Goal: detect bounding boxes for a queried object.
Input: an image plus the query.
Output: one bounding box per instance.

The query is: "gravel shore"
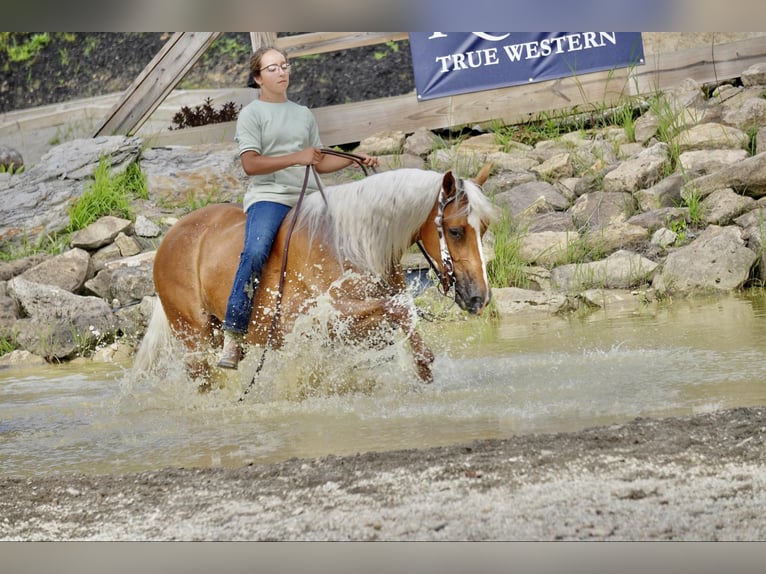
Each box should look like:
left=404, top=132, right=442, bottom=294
left=2, top=405, right=765, bottom=541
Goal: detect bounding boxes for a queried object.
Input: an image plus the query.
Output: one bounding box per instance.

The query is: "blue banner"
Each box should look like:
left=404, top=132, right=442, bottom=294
left=409, top=32, right=644, bottom=101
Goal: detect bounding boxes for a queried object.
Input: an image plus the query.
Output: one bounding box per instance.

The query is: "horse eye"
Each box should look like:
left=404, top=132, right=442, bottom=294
left=447, top=227, right=464, bottom=240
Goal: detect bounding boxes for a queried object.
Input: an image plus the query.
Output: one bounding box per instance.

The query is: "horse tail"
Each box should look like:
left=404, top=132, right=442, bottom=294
left=132, top=296, right=175, bottom=375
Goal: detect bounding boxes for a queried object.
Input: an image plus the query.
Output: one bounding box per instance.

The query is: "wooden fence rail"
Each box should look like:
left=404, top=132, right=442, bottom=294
left=129, top=33, right=766, bottom=149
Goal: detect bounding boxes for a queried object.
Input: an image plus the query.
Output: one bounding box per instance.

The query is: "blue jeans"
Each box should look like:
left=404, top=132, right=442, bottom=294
left=223, top=201, right=292, bottom=334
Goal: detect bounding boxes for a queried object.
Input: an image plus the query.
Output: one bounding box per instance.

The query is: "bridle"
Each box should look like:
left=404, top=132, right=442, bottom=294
left=416, top=177, right=465, bottom=295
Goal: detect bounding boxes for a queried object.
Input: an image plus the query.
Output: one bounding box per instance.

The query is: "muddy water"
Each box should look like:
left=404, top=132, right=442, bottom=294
left=2, top=293, right=766, bottom=478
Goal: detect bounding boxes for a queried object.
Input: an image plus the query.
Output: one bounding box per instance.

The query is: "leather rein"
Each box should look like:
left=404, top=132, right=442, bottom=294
left=241, top=148, right=374, bottom=399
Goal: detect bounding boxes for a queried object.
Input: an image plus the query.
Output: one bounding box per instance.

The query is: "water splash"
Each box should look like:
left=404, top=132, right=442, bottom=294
left=243, top=290, right=420, bottom=402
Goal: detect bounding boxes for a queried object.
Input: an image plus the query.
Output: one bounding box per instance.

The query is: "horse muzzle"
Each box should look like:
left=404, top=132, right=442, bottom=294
left=455, top=281, right=491, bottom=315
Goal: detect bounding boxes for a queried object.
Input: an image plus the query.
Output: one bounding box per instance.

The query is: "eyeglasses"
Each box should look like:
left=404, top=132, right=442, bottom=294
left=259, top=63, right=291, bottom=73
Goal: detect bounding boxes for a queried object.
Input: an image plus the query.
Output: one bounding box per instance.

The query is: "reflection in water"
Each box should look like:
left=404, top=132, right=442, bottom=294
left=2, top=293, right=766, bottom=478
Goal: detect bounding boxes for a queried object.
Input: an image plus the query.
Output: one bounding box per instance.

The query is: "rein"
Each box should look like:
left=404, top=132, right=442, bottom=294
left=240, top=149, right=374, bottom=400
left=416, top=177, right=464, bottom=295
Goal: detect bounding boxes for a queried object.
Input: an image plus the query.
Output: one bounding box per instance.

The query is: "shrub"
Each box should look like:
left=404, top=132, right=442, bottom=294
left=170, top=98, right=241, bottom=130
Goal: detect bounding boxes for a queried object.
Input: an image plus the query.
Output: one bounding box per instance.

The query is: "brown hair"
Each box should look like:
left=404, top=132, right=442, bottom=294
left=248, top=46, right=288, bottom=87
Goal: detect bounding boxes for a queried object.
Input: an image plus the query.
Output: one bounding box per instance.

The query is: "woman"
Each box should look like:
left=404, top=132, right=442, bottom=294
left=218, top=46, right=379, bottom=369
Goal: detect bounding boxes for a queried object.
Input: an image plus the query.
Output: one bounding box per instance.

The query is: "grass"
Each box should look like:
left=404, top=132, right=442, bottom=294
left=0, top=229, right=69, bottom=262
left=647, top=92, right=685, bottom=172
left=0, top=163, right=25, bottom=174
left=489, top=94, right=643, bottom=151
left=67, top=158, right=147, bottom=232
left=0, top=337, right=18, bottom=356
left=682, top=187, right=706, bottom=226
left=2, top=158, right=148, bottom=261
left=1, top=33, right=51, bottom=66
left=486, top=208, right=528, bottom=289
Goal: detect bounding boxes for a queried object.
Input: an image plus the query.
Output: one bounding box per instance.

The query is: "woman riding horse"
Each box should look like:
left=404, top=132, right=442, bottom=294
left=136, top=165, right=497, bottom=386
left=220, top=45, right=378, bottom=369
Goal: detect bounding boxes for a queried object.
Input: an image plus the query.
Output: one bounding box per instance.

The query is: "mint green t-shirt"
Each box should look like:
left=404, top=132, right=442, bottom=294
left=235, top=98, right=323, bottom=211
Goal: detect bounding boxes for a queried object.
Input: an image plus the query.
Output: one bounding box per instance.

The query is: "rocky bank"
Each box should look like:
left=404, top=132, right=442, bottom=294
left=3, top=62, right=766, bottom=366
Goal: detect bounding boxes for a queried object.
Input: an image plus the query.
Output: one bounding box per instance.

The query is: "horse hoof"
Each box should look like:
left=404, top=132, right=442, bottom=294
left=416, top=363, right=434, bottom=384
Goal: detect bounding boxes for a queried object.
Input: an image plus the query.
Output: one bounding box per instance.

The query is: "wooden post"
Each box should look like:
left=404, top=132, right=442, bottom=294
left=94, top=32, right=221, bottom=136
left=250, top=32, right=277, bottom=52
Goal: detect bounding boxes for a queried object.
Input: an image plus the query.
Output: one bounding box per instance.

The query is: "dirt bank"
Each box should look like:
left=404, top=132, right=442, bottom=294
left=0, top=32, right=414, bottom=113
left=2, top=405, right=765, bottom=540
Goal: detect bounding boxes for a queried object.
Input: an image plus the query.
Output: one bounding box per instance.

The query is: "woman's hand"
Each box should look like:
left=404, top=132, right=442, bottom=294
left=295, top=147, right=324, bottom=166
left=354, top=152, right=380, bottom=168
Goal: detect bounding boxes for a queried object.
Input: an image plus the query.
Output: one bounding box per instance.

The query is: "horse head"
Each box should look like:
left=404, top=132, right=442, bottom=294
left=418, top=164, right=495, bottom=315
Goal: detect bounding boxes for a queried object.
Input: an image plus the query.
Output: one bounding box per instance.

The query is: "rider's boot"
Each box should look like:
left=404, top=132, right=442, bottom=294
left=217, top=330, right=244, bottom=369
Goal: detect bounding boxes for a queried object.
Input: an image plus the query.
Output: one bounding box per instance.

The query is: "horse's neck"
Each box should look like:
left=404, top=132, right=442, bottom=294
left=318, top=170, right=441, bottom=276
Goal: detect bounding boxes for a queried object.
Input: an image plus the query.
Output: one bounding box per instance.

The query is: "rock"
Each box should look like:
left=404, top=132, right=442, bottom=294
left=588, top=221, right=650, bottom=255
left=722, top=98, right=766, bottom=131
left=701, top=188, right=756, bottom=225
left=0, top=136, right=142, bottom=246
left=677, top=123, right=749, bottom=151
left=678, top=149, right=749, bottom=176
left=653, top=226, right=757, bottom=295
left=652, top=227, right=678, bottom=248
left=90, top=243, right=123, bottom=273
left=665, top=78, right=706, bottom=115
left=19, top=248, right=91, bottom=293
left=83, top=269, right=113, bottom=300
left=357, top=131, right=407, bottom=155
left=491, top=287, right=571, bottom=315
left=0, top=349, right=47, bottom=368
left=682, top=151, right=766, bottom=199
left=551, top=250, right=658, bottom=292
left=602, top=143, right=670, bottom=193
left=527, top=212, right=575, bottom=233
left=70, top=216, right=133, bottom=250
left=454, top=133, right=502, bottom=155
left=403, top=127, right=444, bottom=157
left=113, top=232, right=142, bottom=257
left=633, top=112, right=660, bottom=143
left=33, top=135, right=142, bottom=180
left=0, top=281, right=20, bottom=337
left=485, top=151, right=539, bottom=172
left=494, top=181, right=570, bottom=219
left=0, top=254, right=50, bottom=281
left=635, top=174, right=685, bottom=211
left=0, top=145, right=24, bottom=170
left=140, top=143, right=245, bottom=207
left=741, top=62, right=766, bottom=87
left=571, top=191, right=635, bottom=229
left=627, top=207, right=688, bottom=232
left=518, top=231, right=580, bottom=266
left=110, top=264, right=155, bottom=306
left=376, top=153, right=425, bottom=171
left=531, top=152, right=573, bottom=180
left=6, top=276, right=117, bottom=359
left=133, top=215, right=161, bottom=237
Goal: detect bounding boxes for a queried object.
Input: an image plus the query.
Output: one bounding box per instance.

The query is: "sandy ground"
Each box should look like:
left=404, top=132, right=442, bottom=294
left=1, top=405, right=765, bottom=541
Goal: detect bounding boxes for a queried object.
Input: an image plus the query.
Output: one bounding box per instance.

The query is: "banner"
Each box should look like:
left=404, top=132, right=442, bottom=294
left=409, top=32, right=644, bottom=101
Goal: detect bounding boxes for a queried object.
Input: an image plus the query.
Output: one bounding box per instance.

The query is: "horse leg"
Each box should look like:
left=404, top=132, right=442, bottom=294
left=164, top=308, right=217, bottom=383
left=329, top=294, right=435, bottom=383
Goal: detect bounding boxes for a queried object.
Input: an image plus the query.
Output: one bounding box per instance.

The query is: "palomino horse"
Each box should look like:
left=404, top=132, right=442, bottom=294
left=134, top=165, right=497, bottom=386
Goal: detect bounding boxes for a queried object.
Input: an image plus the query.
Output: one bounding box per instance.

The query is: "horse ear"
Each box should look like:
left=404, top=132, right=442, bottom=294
left=442, top=170, right=457, bottom=198
left=474, top=162, right=492, bottom=186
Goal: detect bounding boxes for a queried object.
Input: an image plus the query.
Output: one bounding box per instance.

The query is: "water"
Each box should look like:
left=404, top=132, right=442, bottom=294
left=2, top=292, right=766, bottom=478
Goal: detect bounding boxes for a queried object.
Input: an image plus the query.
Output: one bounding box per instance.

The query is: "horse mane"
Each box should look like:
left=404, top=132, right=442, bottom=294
left=296, top=168, right=497, bottom=276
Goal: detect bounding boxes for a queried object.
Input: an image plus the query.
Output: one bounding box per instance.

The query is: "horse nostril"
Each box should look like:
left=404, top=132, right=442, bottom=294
left=470, top=296, right=485, bottom=312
